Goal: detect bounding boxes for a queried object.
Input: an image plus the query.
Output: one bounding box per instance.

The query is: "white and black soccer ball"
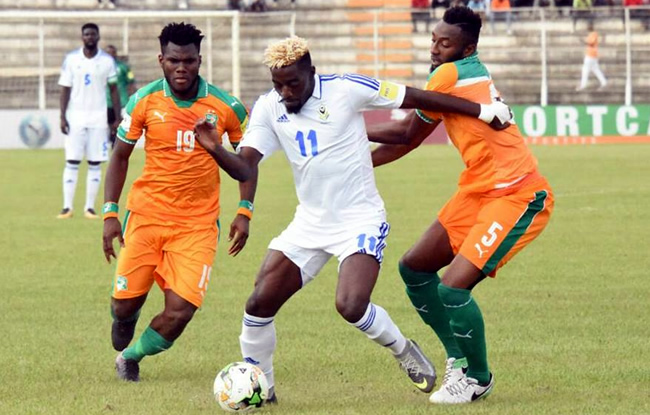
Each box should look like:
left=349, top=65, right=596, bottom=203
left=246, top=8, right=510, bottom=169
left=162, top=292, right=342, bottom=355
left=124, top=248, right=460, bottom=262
left=213, top=362, right=269, bottom=413
left=19, top=115, right=51, bottom=149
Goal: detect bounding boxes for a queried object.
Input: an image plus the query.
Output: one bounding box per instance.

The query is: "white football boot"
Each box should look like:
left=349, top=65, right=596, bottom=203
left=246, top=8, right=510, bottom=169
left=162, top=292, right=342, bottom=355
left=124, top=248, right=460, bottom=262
left=429, top=372, right=494, bottom=404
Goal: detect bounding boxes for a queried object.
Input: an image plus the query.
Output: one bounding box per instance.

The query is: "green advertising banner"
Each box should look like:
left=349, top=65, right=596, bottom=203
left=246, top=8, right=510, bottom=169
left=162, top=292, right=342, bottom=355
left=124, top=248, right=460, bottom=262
left=511, top=105, right=650, bottom=144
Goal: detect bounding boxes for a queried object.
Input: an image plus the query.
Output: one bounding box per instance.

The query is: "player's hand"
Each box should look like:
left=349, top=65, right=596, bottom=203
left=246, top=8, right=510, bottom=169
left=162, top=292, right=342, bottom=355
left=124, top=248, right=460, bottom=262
left=194, top=117, right=220, bottom=154
left=103, top=217, right=124, bottom=263
left=60, top=117, right=69, bottom=135
left=479, top=101, right=513, bottom=131
left=228, top=214, right=250, bottom=256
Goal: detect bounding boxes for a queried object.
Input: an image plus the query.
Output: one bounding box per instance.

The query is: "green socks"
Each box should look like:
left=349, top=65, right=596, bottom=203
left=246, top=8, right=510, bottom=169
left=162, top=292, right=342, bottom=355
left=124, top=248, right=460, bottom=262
left=399, top=263, right=464, bottom=359
left=122, top=326, right=173, bottom=363
left=438, top=284, right=490, bottom=385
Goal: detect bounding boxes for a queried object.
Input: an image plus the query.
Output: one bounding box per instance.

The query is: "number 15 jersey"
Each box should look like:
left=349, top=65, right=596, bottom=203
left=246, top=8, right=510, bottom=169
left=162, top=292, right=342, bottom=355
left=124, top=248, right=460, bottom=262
left=240, top=74, right=406, bottom=230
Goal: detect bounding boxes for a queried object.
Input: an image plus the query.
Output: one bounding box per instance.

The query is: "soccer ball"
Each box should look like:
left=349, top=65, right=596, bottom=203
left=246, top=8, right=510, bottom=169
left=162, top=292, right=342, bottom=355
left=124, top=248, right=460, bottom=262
left=213, top=362, right=269, bottom=412
left=19, top=115, right=51, bottom=149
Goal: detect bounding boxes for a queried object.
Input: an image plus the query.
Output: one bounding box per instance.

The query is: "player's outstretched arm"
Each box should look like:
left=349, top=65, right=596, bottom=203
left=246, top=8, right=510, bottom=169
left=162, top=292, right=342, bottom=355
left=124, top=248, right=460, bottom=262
left=369, top=111, right=440, bottom=167
left=401, top=87, right=511, bottom=130
left=228, top=147, right=263, bottom=257
left=103, top=139, right=135, bottom=263
left=194, top=118, right=252, bottom=182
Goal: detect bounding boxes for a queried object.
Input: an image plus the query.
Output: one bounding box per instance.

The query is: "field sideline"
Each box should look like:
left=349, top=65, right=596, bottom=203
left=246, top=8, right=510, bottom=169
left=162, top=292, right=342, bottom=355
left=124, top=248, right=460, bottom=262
left=1, top=145, right=648, bottom=415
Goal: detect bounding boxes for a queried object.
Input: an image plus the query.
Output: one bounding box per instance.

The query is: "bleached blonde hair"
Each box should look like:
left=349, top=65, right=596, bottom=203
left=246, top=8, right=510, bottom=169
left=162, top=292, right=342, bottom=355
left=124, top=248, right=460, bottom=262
left=263, top=36, right=310, bottom=69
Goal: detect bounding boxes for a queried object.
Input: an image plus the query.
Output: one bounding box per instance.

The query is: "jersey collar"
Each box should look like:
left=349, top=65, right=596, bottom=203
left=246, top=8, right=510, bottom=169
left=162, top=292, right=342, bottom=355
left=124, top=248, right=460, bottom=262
left=312, top=74, right=323, bottom=100
left=162, top=76, right=208, bottom=107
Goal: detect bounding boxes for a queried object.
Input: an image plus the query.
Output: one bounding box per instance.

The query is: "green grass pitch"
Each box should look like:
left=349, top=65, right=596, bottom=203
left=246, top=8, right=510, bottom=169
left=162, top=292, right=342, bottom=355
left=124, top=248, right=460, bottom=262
left=0, top=145, right=648, bottom=415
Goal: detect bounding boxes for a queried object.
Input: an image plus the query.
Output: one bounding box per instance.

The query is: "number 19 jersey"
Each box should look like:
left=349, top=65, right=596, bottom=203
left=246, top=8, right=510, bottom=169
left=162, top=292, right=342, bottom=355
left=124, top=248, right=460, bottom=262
left=117, top=77, right=248, bottom=223
left=240, top=74, right=405, bottom=230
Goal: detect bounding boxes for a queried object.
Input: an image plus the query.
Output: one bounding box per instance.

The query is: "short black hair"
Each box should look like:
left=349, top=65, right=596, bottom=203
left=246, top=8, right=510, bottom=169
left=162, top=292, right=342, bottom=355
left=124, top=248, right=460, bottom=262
left=158, top=22, right=204, bottom=54
left=443, top=6, right=482, bottom=45
left=81, top=23, right=99, bottom=34
left=295, top=52, right=312, bottom=72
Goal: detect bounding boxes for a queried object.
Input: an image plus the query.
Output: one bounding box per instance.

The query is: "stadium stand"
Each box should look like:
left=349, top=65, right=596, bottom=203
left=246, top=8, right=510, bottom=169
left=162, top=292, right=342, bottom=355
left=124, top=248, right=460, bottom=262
left=0, top=0, right=648, bottom=108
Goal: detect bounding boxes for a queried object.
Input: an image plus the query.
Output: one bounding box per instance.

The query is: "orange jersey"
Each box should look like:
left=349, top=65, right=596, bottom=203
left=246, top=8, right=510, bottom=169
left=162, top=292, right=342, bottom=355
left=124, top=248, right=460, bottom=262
left=416, top=53, right=538, bottom=193
left=117, top=77, right=248, bottom=223
left=585, top=31, right=599, bottom=58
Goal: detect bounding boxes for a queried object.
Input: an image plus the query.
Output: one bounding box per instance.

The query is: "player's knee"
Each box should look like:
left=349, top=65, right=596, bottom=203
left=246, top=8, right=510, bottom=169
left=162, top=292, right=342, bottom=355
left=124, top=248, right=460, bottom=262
left=87, top=160, right=102, bottom=166
left=244, top=290, right=279, bottom=318
left=66, top=159, right=81, bottom=165
left=335, top=295, right=369, bottom=323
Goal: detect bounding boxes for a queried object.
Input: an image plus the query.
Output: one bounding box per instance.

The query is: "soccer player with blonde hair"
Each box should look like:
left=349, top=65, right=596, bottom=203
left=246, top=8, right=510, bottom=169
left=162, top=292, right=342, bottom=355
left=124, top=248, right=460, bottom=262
left=193, top=35, right=512, bottom=402
left=369, top=6, right=555, bottom=404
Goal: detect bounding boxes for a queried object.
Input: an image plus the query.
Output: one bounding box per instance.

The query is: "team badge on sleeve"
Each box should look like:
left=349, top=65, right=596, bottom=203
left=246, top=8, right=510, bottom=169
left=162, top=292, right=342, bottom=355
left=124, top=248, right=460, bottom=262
left=379, top=81, right=399, bottom=100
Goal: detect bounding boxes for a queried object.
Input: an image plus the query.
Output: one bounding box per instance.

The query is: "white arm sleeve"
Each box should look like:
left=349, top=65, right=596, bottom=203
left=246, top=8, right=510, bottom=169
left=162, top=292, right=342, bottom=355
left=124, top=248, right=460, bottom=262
left=58, top=54, right=72, bottom=87
left=238, top=97, right=281, bottom=161
left=342, top=74, right=406, bottom=112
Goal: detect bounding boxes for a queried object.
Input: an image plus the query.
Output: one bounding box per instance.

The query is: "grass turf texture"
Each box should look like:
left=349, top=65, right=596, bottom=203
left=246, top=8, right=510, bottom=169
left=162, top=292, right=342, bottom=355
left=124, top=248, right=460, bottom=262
left=0, top=145, right=648, bottom=415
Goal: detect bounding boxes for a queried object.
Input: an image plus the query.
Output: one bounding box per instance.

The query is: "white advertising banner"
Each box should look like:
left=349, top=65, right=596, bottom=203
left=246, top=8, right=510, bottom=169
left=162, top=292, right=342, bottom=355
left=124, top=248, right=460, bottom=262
left=0, top=109, right=66, bottom=149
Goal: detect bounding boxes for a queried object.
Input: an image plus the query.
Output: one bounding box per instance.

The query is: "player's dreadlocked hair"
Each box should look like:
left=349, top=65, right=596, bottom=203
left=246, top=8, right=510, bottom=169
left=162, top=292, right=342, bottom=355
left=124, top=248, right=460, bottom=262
left=158, top=22, right=204, bottom=53
left=263, top=36, right=312, bottom=70
left=443, top=6, right=482, bottom=45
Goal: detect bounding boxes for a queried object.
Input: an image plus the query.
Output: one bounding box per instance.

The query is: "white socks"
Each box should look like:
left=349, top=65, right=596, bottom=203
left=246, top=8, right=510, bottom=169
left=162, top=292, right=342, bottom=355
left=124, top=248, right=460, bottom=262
left=62, top=162, right=79, bottom=210
left=239, top=313, right=276, bottom=389
left=85, top=164, right=102, bottom=211
left=351, top=303, right=407, bottom=355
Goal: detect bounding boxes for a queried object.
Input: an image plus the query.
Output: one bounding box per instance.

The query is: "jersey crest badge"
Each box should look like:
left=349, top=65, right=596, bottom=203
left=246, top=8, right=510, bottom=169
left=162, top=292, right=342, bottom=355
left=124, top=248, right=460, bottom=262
left=205, top=112, right=218, bottom=127
left=318, top=105, right=330, bottom=121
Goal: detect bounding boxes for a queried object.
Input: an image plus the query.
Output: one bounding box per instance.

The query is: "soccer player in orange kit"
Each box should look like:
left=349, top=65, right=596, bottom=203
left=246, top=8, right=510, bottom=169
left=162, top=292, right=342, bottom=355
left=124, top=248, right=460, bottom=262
left=101, top=22, right=249, bottom=382
left=368, top=6, right=554, bottom=404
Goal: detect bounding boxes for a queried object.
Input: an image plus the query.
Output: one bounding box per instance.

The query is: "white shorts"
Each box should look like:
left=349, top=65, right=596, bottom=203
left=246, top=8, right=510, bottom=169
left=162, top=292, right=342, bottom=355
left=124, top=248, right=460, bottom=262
left=268, top=219, right=390, bottom=286
left=65, top=125, right=109, bottom=162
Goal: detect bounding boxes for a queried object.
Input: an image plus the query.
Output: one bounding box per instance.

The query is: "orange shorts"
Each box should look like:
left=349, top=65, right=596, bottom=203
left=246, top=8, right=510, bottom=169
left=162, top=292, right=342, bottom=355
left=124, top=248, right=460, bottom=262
left=112, top=211, right=219, bottom=307
left=438, top=176, right=554, bottom=277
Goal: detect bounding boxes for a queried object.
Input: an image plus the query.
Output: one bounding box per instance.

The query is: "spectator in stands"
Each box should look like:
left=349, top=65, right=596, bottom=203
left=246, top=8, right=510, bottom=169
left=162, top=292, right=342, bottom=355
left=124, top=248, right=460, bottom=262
left=105, top=45, right=136, bottom=149
left=624, top=0, right=650, bottom=31
left=576, top=22, right=607, bottom=91
left=572, top=0, right=594, bottom=32
left=412, top=0, right=432, bottom=33
left=229, top=0, right=246, bottom=10
left=489, top=0, right=512, bottom=35
left=250, top=0, right=269, bottom=12
left=98, top=0, right=116, bottom=9
left=432, top=0, right=451, bottom=18
left=468, top=0, right=487, bottom=15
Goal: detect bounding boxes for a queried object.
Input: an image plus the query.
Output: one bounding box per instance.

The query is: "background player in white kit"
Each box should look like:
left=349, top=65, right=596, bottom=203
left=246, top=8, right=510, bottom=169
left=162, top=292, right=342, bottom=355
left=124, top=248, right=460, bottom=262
left=193, top=36, right=511, bottom=402
left=58, top=23, right=121, bottom=219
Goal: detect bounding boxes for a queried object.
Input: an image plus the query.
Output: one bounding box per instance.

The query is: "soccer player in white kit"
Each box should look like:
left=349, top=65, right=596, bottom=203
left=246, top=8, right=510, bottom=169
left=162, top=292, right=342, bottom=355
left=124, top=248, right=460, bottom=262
left=58, top=23, right=121, bottom=219
left=192, top=36, right=511, bottom=403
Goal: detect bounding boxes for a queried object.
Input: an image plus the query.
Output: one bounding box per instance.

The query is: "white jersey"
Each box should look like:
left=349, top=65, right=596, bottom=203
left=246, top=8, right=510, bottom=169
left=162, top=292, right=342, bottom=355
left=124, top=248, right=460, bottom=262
left=240, top=73, right=406, bottom=231
left=58, top=47, right=117, bottom=128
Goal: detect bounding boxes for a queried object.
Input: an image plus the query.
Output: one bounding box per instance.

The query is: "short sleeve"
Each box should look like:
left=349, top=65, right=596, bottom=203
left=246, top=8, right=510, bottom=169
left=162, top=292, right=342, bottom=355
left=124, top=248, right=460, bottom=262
left=58, top=55, right=72, bottom=88
left=238, top=97, right=281, bottom=160
left=416, top=63, right=458, bottom=123
left=342, top=74, right=406, bottom=112
left=107, top=59, right=118, bottom=85
left=116, top=92, right=145, bottom=144
left=225, top=97, right=248, bottom=150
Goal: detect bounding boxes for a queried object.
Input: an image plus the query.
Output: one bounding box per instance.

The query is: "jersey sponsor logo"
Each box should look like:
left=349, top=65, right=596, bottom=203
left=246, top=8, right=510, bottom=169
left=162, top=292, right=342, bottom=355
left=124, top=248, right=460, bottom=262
left=276, top=114, right=290, bottom=123
left=153, top=110, right=167, bottom=123
left=379, top=81, right=399, bottom=100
